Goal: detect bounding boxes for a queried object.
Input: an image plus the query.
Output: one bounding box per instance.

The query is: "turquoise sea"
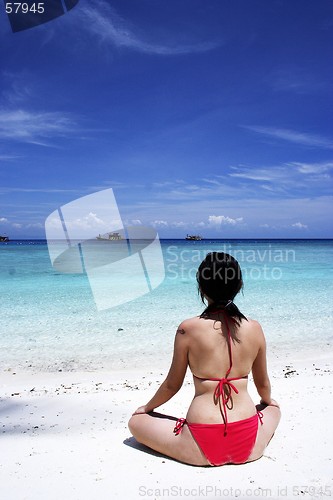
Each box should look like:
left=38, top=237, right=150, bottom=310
left=0, top=239, right=332, bottom=372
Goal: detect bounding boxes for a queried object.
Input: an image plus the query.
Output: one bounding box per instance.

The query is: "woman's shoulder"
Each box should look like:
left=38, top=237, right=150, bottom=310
left=240, top=317, right=266, bottom=341
left=176, top=316, right=202, bottom=335
left=242, top=317, right=263, bottom=330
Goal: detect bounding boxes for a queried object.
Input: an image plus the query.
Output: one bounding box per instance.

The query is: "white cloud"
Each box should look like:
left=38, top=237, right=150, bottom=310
left=229, top=171, right=272, bottom=181
left=0, top=154, right=21, bottom=161
left=1, top=71, right=33, bottom=105
left=44, top=216, right=62, bottom=230
left=0, top=187, right=79, bottom=194
left=292, top=222, right=308, bottom=229
left=244, top=125, right=333, bottom=149
left=12, top=223, right=23, bottom=228
left=25, top=223, right=43, bottom=229
left=270, top=68, right=327, bottom=95
left=0, top=217, right=8, bottom=223
left=152, top=220, right=168, bottom=227
left=208, top=215, right=243, bottom=226
left=68, top=212, right=109, bottom=229
left=170, top=221, right=186, bottom=228
left=201, top=178, right=221, bottom=186
left=228, top=165, right=288, bottom=189
left=228, top=161, right=333, bottom=194
left=46, top=211, right=121, bottom=234
left=260, top=184, right=276, bottom=192
left=157, top=181, right=240, bottom=202
left=78, top=1, right=220, bottom=56
left=0, top=109, right=76, bottom=145
left=289, top=161, right=333, bottom=174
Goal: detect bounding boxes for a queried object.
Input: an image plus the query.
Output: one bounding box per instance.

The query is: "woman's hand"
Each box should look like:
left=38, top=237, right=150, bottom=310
left=260, top=398, right=280, bottom=408
left=132, top=405, right=149, bottom=416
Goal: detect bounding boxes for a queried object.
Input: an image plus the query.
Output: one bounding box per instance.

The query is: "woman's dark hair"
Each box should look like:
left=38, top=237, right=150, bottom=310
left=197, top=252, right=247, bottom=336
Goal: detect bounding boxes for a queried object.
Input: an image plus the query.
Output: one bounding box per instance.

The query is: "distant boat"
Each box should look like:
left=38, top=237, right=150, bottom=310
left=0, top=235, right=9, bottom=242
left=96, top=232, right=123, bottom=241
left=185, top=234, right=202, bottom=241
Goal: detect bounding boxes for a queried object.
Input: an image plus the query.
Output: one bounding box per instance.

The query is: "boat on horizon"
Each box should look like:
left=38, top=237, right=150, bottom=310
left=96, top=232, right=123, bottom=241
left=0, top=235, right=9, bottom=242
left=185, top=234, right=202, bottom=241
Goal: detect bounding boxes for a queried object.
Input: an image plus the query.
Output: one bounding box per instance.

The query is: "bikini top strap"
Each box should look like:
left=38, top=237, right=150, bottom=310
left=222, top=311, right=233, bottom=377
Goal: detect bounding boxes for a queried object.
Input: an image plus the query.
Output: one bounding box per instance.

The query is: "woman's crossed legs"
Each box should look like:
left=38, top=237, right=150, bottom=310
left=128, top=403, right=281, bottom=466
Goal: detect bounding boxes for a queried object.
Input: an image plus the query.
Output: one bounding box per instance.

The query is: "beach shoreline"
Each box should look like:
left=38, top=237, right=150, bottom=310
left=1, top=337, right=332, bottom=375
left=1, top=350, right=332, bottom=500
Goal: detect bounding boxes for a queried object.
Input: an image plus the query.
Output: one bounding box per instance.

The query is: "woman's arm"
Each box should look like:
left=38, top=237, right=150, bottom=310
left=133, top=324, right=189, bottom=414
left=251, top=322, right=272, bottom=405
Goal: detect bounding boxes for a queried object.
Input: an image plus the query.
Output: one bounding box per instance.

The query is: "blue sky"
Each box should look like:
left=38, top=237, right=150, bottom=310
left=0, top=0, right=332, bottom=239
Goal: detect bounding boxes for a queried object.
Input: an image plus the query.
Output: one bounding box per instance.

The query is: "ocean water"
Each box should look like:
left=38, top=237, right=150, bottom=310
left=0, top=239, right=332, bottom=372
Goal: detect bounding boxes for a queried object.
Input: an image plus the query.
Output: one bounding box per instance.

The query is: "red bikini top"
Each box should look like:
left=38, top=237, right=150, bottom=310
left=193, top=310, right=248, bottom=435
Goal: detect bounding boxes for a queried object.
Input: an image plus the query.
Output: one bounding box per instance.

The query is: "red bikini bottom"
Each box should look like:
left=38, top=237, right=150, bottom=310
left=174, top=412, right=263, bottom=466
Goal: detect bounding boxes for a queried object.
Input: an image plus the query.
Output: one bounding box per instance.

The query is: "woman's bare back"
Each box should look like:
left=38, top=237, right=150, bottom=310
left=184, top=316, right=264, bottom=424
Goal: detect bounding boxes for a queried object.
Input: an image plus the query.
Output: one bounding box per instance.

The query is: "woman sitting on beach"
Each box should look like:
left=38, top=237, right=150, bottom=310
left=128, top=252, right=281, bottom=466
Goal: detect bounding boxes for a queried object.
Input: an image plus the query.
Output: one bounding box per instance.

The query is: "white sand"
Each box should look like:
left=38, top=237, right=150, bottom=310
left=1, top=353, right=332, bottom=500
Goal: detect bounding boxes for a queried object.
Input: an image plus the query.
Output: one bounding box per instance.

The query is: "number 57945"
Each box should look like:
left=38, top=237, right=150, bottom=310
left=5, top=3, right=45, bottom=14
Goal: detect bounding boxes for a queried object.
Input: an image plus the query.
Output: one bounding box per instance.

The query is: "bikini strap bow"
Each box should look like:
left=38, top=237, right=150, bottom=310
left=213, top=377, right=239, bottom=436
left=173, top=418, right=186, bottom=436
